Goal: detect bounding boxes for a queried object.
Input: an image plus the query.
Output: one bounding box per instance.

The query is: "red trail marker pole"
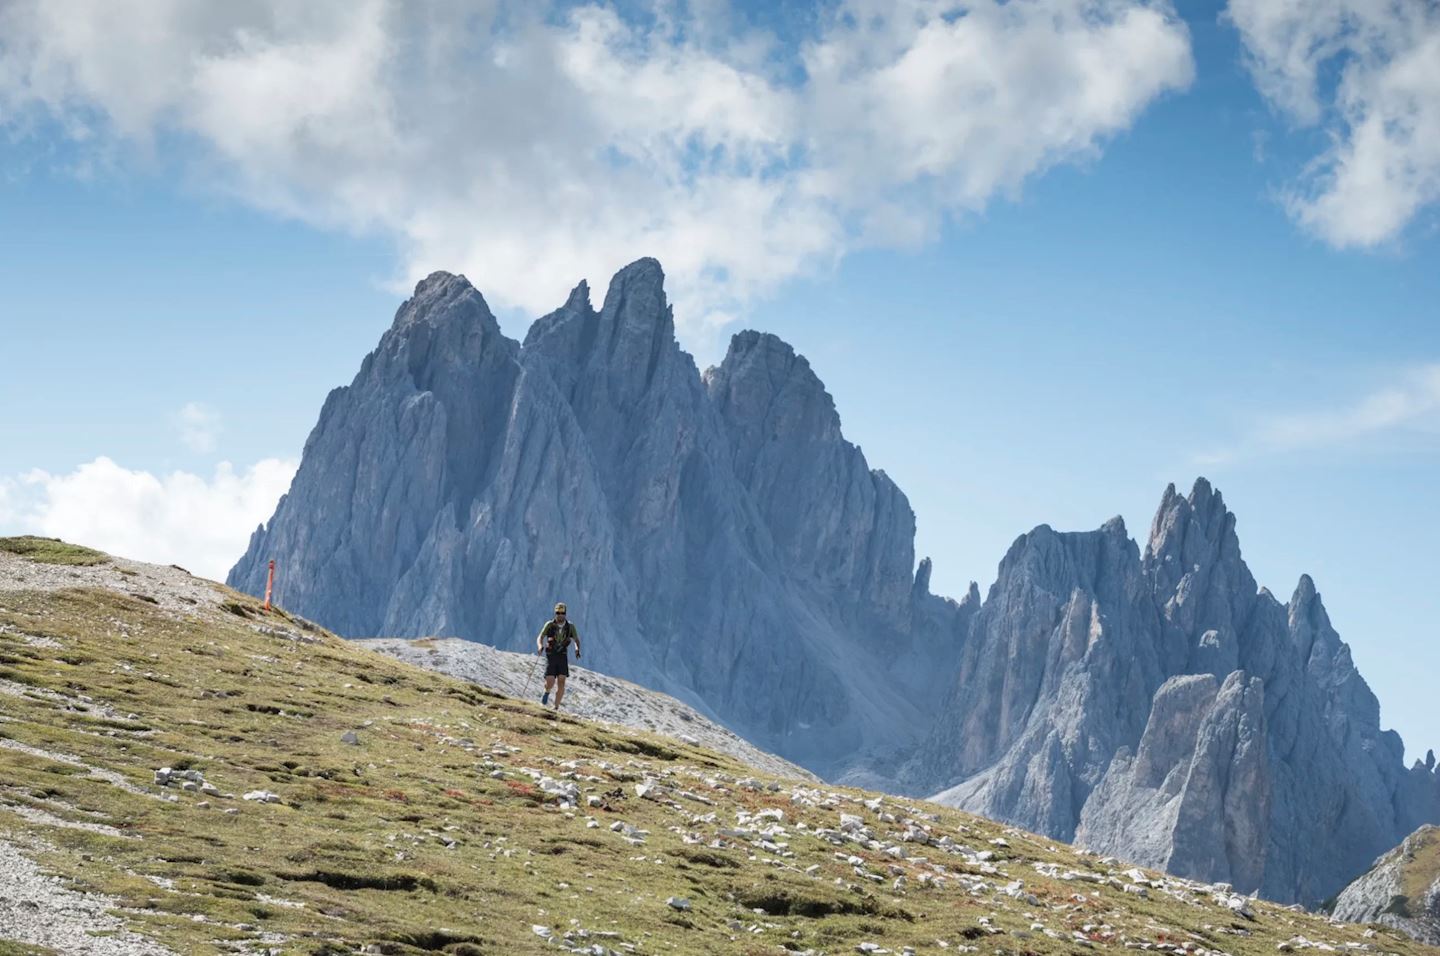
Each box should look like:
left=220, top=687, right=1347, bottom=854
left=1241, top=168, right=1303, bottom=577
left=264, top=559, right=275, bottom=612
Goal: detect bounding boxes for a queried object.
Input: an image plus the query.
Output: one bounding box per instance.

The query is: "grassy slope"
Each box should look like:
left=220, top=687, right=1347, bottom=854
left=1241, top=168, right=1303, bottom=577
left=0, top=555, right=1436, bottom=955
left=1397, top=829, right=1440, bottom=918
left=0, top=536, right=108, bottom=566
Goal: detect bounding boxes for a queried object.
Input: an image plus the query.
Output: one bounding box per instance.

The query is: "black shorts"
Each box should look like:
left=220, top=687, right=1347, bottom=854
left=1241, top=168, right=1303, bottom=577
left=545, top=653, right=570, bottom=678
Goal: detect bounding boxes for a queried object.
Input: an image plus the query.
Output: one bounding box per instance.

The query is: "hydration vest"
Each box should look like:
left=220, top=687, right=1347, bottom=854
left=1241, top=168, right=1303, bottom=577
left=542, top=620, right=575, bottom=654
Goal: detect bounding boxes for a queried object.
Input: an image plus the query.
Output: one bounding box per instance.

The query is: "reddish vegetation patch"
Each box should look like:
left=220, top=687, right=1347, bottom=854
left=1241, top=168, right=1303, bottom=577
left=314, top=782, right=375, bottom=800
left=505, top=781, right=538, bottom=797
left=383, top=788, right=409, bottom=802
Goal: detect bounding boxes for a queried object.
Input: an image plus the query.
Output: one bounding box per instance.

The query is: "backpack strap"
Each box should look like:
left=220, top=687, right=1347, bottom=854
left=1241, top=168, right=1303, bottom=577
left=543, top=620, right=572, bottom=652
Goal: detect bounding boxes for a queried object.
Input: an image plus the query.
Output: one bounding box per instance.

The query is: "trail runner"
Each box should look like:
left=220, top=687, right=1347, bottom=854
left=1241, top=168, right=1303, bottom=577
left=536, top=602, right=580, bottom=710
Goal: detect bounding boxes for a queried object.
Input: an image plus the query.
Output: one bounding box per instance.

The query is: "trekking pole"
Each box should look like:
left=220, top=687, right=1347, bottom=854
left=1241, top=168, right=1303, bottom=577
left=522, top=649, right=544, bottom=702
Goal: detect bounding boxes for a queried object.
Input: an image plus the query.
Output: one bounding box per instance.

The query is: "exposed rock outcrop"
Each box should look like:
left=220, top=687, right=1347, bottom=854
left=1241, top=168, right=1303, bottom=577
left=1330, top=825, right=1440, bottom=945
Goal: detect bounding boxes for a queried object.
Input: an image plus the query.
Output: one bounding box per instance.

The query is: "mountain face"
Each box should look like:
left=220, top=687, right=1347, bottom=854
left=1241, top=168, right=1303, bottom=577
left=232, top=259, right=1439, bottom=904
left=230, top=260, right=974, bottom=781
left=911, top=480, right=1440, bottom=905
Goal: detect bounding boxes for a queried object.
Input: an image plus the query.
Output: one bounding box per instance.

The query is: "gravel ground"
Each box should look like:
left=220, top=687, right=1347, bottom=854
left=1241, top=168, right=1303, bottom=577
left=0, top=548, right=222, bottom=615
left=362, top=636, right=817, bottom=781
left=0, top=832, right=180, bottom=956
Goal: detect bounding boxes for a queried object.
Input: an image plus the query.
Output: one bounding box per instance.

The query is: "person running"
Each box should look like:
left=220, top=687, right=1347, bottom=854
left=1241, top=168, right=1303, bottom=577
left=536, top=602, right=580, bottom=710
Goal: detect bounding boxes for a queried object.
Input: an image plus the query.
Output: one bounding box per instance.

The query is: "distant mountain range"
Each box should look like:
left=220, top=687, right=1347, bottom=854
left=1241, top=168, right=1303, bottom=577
left=230, top=258, right=1439, bottom=904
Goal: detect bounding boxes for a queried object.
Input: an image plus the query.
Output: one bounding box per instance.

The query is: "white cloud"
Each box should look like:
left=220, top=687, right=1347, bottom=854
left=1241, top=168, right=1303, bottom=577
left=175, top=402, right=223, bottom=454
left=0, top=457, right=298, bottom=581
left=1257, top=364, right=1440, bottom=449
left=1228, top=0, right=1440, bottom=247
left=0, top=0, right=1193, bottom=342
left=1196, top=363, right=1440, bottom=464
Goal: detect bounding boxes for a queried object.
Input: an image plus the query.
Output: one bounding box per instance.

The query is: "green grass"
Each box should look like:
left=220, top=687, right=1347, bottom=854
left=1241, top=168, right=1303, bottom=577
left=0, top=580, right=1436, bottom=955
left=0, top=938, right=60, bottom=956
left=1395, top=827, right=1440, bottom=919
left=0, top=943, right=60, bottom=956
left=0, top=536, right=108, bottom=566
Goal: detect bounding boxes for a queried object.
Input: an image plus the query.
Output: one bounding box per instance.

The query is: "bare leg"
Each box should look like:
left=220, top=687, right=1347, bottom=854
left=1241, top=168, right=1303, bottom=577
left=543, top=675, right=555, bottom=701
left=553, top=676, right=567, bottom=709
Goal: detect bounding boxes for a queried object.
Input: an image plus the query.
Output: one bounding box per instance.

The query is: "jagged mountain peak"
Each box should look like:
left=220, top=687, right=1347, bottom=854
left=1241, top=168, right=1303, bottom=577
left=391, top=270, right=496, bottom=332
left=1145, top=476, right=1239, bottom=563
left=412, top=268, right=466, bottom=295
left=599, top=256, right=672, bottom=333
left=708, top=329, right=842, bottom=443
left=912, top=556, right=972, bottom=605
left=721, top=328, right=813, bottom=374
left=1287, top=571, right=1340, bottom=653
left=1293, top=571, right=1319, bottom=604
left=564, top=277, right=592, bottom=310
left=522, top=258, right=670, bottom=362
left=610, top=254, right=664, bottom=285
left=993, top=515, right=1139, bottom=588
left=1190, top=474, right=1221, bottom=507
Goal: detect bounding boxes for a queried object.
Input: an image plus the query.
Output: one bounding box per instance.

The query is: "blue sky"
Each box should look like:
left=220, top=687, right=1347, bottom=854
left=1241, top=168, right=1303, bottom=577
left=1, top=0, right=1437, bottom=759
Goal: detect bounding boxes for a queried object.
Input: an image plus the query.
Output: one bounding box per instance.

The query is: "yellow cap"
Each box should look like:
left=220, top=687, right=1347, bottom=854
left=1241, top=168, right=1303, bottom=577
left=554, top=602, right=567, bottom=614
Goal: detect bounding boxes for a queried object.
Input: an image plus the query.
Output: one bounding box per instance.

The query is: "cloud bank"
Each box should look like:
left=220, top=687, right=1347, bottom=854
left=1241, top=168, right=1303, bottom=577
left=1229, top=0, right=1440, bottom=247
left=0, top=0, right=1194, bottom=335
left=1, top=458, right=298, bottom=581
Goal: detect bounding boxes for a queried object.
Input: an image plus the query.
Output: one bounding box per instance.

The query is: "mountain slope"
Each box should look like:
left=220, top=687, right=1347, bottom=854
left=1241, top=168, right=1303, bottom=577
left=1330, top=826, right=1440, bottom=946
left=5, top=539, right=1438, bottom=956
left=358, top=636, right=814, bottom=780
left=229, top=260, right=974, bottom=782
